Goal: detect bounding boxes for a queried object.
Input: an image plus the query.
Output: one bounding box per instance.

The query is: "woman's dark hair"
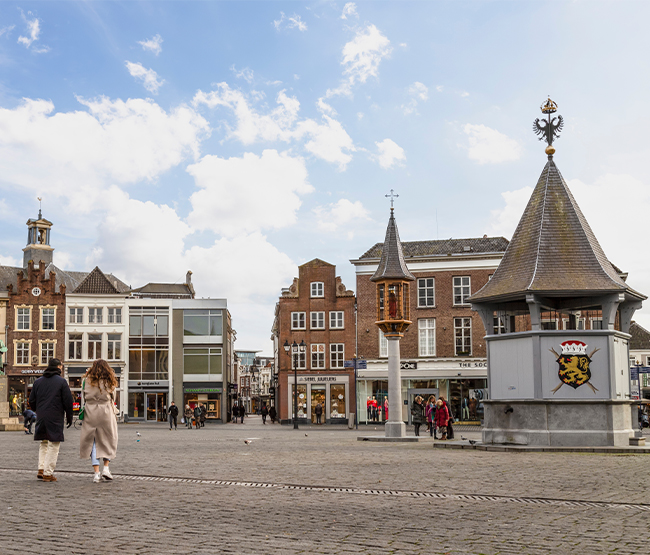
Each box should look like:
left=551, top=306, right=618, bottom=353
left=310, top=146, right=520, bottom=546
left=86, top=359, right=118, bottom=391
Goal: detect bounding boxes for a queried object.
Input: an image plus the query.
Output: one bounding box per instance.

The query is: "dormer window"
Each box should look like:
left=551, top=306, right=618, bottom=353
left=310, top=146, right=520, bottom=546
left=311, top=282, right=324, bottom=298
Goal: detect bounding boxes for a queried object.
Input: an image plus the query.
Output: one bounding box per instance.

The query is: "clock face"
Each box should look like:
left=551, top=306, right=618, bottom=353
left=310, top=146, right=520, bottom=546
left=31, top=287, right=41, bottom=297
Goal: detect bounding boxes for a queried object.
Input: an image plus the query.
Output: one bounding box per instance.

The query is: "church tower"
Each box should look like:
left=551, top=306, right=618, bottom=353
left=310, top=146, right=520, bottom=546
left=22, top=207, right=54, bottom=269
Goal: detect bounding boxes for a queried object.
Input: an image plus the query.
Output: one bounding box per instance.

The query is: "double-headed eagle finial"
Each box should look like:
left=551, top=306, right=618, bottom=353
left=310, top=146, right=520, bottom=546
left=533, top=97, right=563, bottom=156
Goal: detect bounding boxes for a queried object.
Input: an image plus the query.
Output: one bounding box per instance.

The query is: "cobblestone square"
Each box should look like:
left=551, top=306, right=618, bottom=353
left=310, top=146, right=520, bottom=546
left=1, top=418, right=649, bottom=554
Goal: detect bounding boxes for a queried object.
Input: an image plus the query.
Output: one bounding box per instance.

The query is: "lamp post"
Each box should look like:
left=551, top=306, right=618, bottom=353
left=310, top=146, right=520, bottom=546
left=284, top=339, right=306, bottom=429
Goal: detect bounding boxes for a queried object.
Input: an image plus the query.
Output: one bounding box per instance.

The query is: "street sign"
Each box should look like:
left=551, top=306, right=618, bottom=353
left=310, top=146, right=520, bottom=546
left=344, top=361, right=353, bottom=368
left=344, top=360, right=367, bottom=369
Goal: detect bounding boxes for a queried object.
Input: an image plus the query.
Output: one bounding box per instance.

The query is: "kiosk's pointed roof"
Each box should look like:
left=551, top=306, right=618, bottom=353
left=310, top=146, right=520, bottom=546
left=471, top=157, right=640, bottom=303
left=370, top=209, right=415, bottom=282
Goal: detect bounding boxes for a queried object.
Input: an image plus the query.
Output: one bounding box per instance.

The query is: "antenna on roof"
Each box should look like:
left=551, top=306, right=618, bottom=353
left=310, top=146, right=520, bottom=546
left=37, top=197, right=42, bottom=219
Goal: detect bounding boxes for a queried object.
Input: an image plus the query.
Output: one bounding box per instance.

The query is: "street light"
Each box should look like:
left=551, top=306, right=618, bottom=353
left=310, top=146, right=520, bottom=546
left=284, top=339, right=306, bottom=430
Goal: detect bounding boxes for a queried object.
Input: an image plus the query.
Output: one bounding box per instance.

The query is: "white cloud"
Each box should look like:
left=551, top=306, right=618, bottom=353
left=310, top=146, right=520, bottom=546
left=357, top=112, right=364, bottom=120
left=298, top=116, right=355, bottom=170
left=436, top=85, right=444, bottom=92
left=316, top=97, right=336, bottom=115
left=0, top=254, right=18, bottom=266
left=125, top=61, right=165, bottom=94
left=488, top=186, right=534, bottom=237
left=187, top=149, right=313, bottom=236
left=402, top=81, right=429, bottom=115
left=326, top=24, right=392, bottom=98
left=313, top=198, right=371, bottom=239
left=138, top=34, right=163, bottom=56
left=0, top=25, right=15, bottom=38
left=341, top=3, right=358, bottom=20
left=460, top=91, right=470, bottom=98
left=231, top=65, right=254, bottom=83
left=461, top=124, right=522, bottom=164
left=17, top=11, right=49, bottom=53
left=374, top=138, right=405, bottom=169
left=273, top=12, right=307, bottom=32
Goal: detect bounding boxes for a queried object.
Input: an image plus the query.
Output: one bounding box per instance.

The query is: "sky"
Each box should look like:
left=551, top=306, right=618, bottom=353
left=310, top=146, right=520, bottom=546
left=1, top=1, right=650, bottom=355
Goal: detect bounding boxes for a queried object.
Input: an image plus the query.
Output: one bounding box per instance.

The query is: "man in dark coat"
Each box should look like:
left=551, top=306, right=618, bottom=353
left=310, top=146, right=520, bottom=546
left=199, top=403, right=206, bottom=427
left=168, top=401, right=179, bottom=430
left=261, top=404, right=269, bottom=425
left=22, top=408, right=36, bottom=435
left=29, top=359, right=73, bottom=482
left=239, top=404, right=245, bottom=423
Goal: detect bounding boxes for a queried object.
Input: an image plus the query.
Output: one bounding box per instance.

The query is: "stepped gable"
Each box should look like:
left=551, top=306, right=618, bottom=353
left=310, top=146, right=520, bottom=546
left=360, top=236, right=509, bottom=259
left=73, top=266, right=121, bottom=294
left=370, top=209, right=415, bottom=283
left=471, top=158, right=640, bottom=303
left=0, top=263, right=129, bottom=293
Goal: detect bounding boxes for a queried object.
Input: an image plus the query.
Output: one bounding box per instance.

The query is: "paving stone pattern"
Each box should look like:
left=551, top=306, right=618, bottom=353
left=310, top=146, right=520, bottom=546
left=1, top=417, right=649, bottom=554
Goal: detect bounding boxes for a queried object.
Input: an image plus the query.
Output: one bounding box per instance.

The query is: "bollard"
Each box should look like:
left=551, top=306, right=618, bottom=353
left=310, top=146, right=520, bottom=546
left=348, top=413, right=355, bottom=429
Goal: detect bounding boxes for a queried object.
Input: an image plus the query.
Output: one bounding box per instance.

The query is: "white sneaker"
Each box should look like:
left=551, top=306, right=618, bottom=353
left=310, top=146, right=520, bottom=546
left=93, top=472, right=101, bottom=483
left=101, top=467, right=113, bottom=481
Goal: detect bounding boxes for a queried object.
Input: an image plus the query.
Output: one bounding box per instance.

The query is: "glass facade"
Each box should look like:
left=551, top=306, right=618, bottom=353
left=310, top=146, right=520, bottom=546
left=183, top=310, right=222, bottom=336
left=129, top=307, right=169, bottom=381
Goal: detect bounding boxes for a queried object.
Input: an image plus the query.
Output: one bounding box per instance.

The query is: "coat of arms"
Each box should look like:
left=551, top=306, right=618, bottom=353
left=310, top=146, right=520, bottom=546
left=550, top=340, right=599, bottom=394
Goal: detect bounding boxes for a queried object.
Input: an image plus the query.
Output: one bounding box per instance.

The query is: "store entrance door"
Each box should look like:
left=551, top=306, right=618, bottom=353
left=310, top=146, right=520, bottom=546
left=311, top=385, right=326, bottom=424
left=406, top=388, right=438, bottom=425
left=146, top=392, right=167, bottom=422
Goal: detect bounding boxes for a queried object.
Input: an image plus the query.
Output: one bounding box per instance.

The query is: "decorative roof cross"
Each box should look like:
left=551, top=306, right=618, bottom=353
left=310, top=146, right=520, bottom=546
left=385, top=189, right=399, bottom=209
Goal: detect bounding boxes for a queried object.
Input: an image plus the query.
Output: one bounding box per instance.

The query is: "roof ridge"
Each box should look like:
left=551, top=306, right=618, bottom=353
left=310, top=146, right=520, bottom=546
left=527, top=160, right=551, bottom=290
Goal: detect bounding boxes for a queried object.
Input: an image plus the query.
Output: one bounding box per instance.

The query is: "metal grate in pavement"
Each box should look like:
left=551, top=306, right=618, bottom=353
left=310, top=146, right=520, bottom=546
left=2, top=467, right=647, bottom=512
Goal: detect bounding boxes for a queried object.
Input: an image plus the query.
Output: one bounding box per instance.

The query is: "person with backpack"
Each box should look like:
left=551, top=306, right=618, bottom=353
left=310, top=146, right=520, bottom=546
left=168, top=401, right=179, bottom=430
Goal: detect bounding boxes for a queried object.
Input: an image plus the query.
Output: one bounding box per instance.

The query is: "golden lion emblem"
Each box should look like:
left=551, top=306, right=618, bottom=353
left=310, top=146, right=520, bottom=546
left=550, top=340, right=599, bottom=394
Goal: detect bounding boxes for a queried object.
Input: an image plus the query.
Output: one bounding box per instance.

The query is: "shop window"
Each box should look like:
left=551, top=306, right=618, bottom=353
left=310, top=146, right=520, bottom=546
left=330, top=384, right=346, bottom=419
left=453, top=276, right=471, bottom=305
left=68, top=333, right=83, bottom=360
left=448, top=379, right=488, bottom=422
left=40, top=342, right=55, bottom=365
left=293, top=384, right=307, bottom=418
left=330, top=311, right=344, bottom=329
left=379, top=331, right=387, bottom=358
left=183, top=347, right=222, bottom=375
left=16, top=342, right=30, bottom=365
left=128, top=392, right=144, bottom=419
left=107, top=334, right=121, bottom=360
left=88, top=308, right=103, bottom=324
left=17, top=307, right=31, bottom=331
left=88, top=334, right=102, bottom=360
left=41, top=308, right=56, bottom=331
left=310, top=311, right=325, bottom=330
left=330, top=344, right=344, bottom=368
left=311, top=282, right=324, bottom=298
left=291, top=312, right=306, bottom=330
left=418, top=278, right=435, bottom=307
left=454, top=318, right=472, bottom=356
left=418, top=319, right=436, bottom=356
left=311, top=344, right=325, bottom=369
left=108, top=308, right=122, bottom=324
left=69, top=308, right=83, bottom=324
left=183, top=310, right=222, bottom=336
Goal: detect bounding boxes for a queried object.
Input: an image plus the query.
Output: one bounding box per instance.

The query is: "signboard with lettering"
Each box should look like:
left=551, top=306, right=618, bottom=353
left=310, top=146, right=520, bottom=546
left=344, top=360, right=367, bottom=369
left=128, top=380, right=170, bottom=388
left=183, top=387, right=222, bottom=394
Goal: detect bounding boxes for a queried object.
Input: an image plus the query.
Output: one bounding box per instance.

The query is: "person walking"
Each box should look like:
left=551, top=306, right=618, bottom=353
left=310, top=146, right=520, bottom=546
left=23, top=407, right=36, bottom=435
left=315, top=402, right=323, bottom=425
left=184, top=405, right=193, bottom=428
left=261, top=404, right=269, bottom=425
left=168, top=401, right=179, bottom=430
left=440, top=396, right=455, bottom=439
left=193, top=405, right=202, bottom=429
left=269, top=405, right=277, bottom=424
left=199, top=403, right=207, bottom=428
left=425, top=395, right=437, bottom=439
left=79, top=360, right=119, bottom=483
left=29, top=358, right=73, bottom=482
left=435, top=399, right=450, bottom=440
left=231, top=403, right=238, bottom=423
left=410, top=395, right=425, bottom=437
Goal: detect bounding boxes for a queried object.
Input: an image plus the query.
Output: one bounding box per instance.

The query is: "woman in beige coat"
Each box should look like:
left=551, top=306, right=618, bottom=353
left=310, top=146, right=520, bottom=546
left=80, top=359, right=119, bottom=483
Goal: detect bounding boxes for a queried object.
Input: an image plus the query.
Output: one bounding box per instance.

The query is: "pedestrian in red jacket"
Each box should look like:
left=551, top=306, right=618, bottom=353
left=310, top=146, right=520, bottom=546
left=434, top=399, right=449, bottom=440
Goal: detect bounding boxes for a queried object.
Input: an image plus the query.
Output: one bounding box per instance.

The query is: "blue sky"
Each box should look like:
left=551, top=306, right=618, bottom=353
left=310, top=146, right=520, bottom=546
left=1, top=1, right=649, bottom=354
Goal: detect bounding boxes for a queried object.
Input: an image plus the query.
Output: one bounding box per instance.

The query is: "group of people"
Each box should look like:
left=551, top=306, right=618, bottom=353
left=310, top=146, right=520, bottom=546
left=411, top=394, right=455, bottom=440
left=28, top=358, right=119, bottom=483
left=181, top=403, right=206, bottom=429
left=230, top=403, right=277, bottom=424
left=366, top=396, right=388, bottom=422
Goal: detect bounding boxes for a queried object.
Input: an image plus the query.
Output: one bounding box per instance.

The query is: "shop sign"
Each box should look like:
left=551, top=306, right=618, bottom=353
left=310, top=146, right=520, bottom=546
left=20, top=368, right=44, bottom=375
left=458, top=361, right=487, bottom=368
left=184, top=387, right=222, bottom=394
left=400, top=362, right=417, bottom=370
left=298, top=376, right=338, bottom=383
left=128, top=380, right=170, bottom=387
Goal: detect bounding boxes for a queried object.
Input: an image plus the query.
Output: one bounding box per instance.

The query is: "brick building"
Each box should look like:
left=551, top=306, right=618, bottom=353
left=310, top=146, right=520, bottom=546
left=351, top=237, right=509, bottom=424
left=271, top=259, right=356, bottom=425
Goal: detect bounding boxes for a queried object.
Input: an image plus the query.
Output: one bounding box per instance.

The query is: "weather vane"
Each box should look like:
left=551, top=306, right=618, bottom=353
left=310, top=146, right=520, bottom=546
left=385, top=189, right=399, bottom=209
left=533, top=97, right=564, bottom=156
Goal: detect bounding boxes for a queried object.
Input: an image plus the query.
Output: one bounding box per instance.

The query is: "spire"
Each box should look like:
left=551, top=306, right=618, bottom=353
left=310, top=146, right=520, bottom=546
left=370, top=208, right=415, bottom=283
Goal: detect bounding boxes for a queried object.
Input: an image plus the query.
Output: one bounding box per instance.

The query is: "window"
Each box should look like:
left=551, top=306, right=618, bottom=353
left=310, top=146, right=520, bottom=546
left=88, top=308, right=103, bottom=324
left=41, top=308, right=55, bottom=330
left=107, top=334, right=122, bottom=360
left=88, top=334, right=102, bottom=360
left=591, top=319, right=603, bottom=330
left=418, top=319, right=436, bottom=356
left=330, top=311, right=344, bottom=329
left=17, top=308, right=31, bottom=331
left=40, top=342, right=55, bottom=365
left=493, top=316, right=506, bottom=335
left=291, top=312, right=306, bottom=330
left=311, top=282, right=324, bottom=298
left=541, top=319, right=558, bottom=330
left=330, top=344, right=344, bottom=368
left=108, top=308, right=122, bottom=324
left=562, top=318, right=585, bottom=330
left=310, top=312, right=325, bottom=330
left=69, top=308, right=83, bottom=324
left=379, top=331, right=387, bottom=358
left=631, top=356, right=638, bottom=367
left=454, top=317, right=472, bottom=356
left=418, top=278, right=435, bottom=307
left=453, top=276, right=471, bottom=305
left=646, top=356, right=650, bottom=367
left=183, top=310, right=222, bottom=336
left=291, top=351, right=306, bottom=370
left=311, top=344, right=325, bottom=369
left=330, top=384, right=346, bottom=419
left=183, top=347, right=223, bottom=375
left=130, top=308, right=169, bottom=337
left=16, top=342, right=30, bottom=365
left=68, top=334, right=83, bottom=360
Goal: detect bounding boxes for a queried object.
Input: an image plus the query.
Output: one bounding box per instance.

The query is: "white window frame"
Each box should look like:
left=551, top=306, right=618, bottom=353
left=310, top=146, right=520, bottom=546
left=330, top=344, right=344, bottom=368
left=108, top=308, right=122, bottom=324
left=40, top=306, right=56, bottom=331
left=379, top=331, right=387, bottom=358
left=40, top=340, right=56, bottom=365
left=294, top=351, right=306, bottom=370
left=69, top=307, right=83, bottom=324
left=417, top=278, right=435, bottom=308
left=310, top=311, right=325, bottom=330
left=418, top=319, right=436, bottom=357
left=291, top=312, right=306, bottom=330
left=454, top=317, right=472, bottom=356
left=16, top=306, right=31, bottom=331
left=646, top=355, right=650, bottom=367
left=88, top=308, right=103, bottom=324
left=453, top=276, right=471, bottom=306
left=329, top=311, right=344, bottom=329
left=310, top=282, right=324, bottom=298
left=88, top=333, right=102, bottom=360
left=493, top=316, right=506, bottom=335
left=15, top=340, right=31, bottom=365
left=590, top=318, right=603, bottom=330
left=68, top=333, right=83, bottom=361
left=107, top=334, right=122, bottom=361
left=311, top=344, right=326, bottom=369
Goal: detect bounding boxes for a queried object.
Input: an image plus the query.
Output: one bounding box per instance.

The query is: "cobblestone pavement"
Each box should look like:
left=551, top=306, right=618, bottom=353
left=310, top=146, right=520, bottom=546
left=1, top=417, right=649, bottom=554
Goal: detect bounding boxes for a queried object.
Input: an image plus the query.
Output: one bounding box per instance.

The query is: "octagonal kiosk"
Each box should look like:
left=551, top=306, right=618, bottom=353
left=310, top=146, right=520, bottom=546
left=470, top=100, right=646, bottom=447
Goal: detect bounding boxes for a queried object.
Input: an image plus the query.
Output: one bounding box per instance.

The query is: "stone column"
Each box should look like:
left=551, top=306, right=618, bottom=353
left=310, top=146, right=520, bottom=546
left=385, top=335, right=405, bottom=438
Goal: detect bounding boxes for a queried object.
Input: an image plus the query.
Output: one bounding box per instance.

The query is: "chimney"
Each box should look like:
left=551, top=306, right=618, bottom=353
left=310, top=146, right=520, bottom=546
left=186, top=270, right=195, bottom=298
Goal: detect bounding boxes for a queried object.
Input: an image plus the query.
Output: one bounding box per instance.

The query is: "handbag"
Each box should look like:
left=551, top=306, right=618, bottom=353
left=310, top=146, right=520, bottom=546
left=78, top=379, right=86, bottom=420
